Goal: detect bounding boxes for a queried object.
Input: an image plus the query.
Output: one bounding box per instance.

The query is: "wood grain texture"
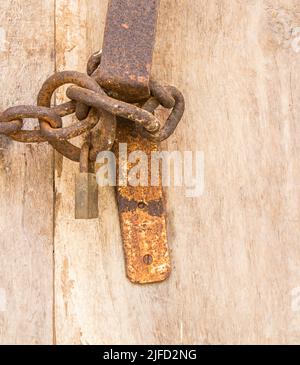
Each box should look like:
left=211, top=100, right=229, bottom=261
left=1, top=0, right=300, bottom=344
left=53, top=0, right=300, bottom=344
left=53, top=0, right=116, bottom=345
left=153, top=0, right=300, bottom=344
left=0, top=1, right=54, bottom=344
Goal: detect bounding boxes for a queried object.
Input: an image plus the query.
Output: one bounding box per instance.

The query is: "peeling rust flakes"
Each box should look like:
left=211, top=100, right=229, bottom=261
left=121, top=23, right=129, bottom=29
left=113, top=121, right=171, bottom=284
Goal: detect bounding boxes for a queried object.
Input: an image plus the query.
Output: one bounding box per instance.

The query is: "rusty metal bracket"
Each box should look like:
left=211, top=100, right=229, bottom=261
left=95, top=0, right=159, bottom=103
left=114, top=120, right=171, bottom=284
left=98, top=0, right=171, bottom=284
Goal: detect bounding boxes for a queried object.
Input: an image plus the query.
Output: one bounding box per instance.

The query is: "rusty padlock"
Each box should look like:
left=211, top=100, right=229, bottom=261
left=75, top=142, right=99, bottom=219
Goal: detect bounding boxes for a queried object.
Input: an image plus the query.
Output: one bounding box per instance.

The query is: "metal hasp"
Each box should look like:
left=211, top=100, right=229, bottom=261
left=75, top=143, right=99, bottom=219
left=95, top=0, right=159, bottom=103
left=98, top=0, right=171, bottom=283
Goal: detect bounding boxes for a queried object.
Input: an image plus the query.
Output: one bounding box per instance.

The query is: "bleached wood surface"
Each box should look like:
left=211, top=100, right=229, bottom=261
left=1, top=0, right=300, bottom=344
left=0, top=1, right=54, bottom=344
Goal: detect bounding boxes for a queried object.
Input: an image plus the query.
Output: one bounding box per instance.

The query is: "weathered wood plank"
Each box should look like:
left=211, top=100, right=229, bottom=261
left=53, top=0, right=114, bottom=345
left=54, top=0, right=300, bottom=344
left=153, top=0, right=300, bottom=344
left=0, top=1, right=55, bottom=344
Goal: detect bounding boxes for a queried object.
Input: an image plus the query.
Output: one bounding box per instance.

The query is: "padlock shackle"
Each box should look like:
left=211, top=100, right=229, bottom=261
left=79, top=142, right=90, bottom=173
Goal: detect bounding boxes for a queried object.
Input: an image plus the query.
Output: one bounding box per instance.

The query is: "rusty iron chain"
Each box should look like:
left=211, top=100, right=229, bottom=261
left=0, top=50, right=185, bottom=162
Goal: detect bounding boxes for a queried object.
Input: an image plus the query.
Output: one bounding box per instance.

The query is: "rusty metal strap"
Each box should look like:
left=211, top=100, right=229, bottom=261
left=114, top=120, right=171, bottom=283
left=97, top=0, right=173, bottom=283
left=95, top=0, right=160, bottom=102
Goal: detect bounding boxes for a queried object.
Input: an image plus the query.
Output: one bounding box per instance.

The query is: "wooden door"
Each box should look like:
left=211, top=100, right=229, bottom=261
left=1, top=0, right=300, bottom=344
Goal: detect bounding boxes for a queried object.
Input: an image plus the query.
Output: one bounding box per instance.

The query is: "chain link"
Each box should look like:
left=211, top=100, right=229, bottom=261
left=0, top=50, right=185, bottom=162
